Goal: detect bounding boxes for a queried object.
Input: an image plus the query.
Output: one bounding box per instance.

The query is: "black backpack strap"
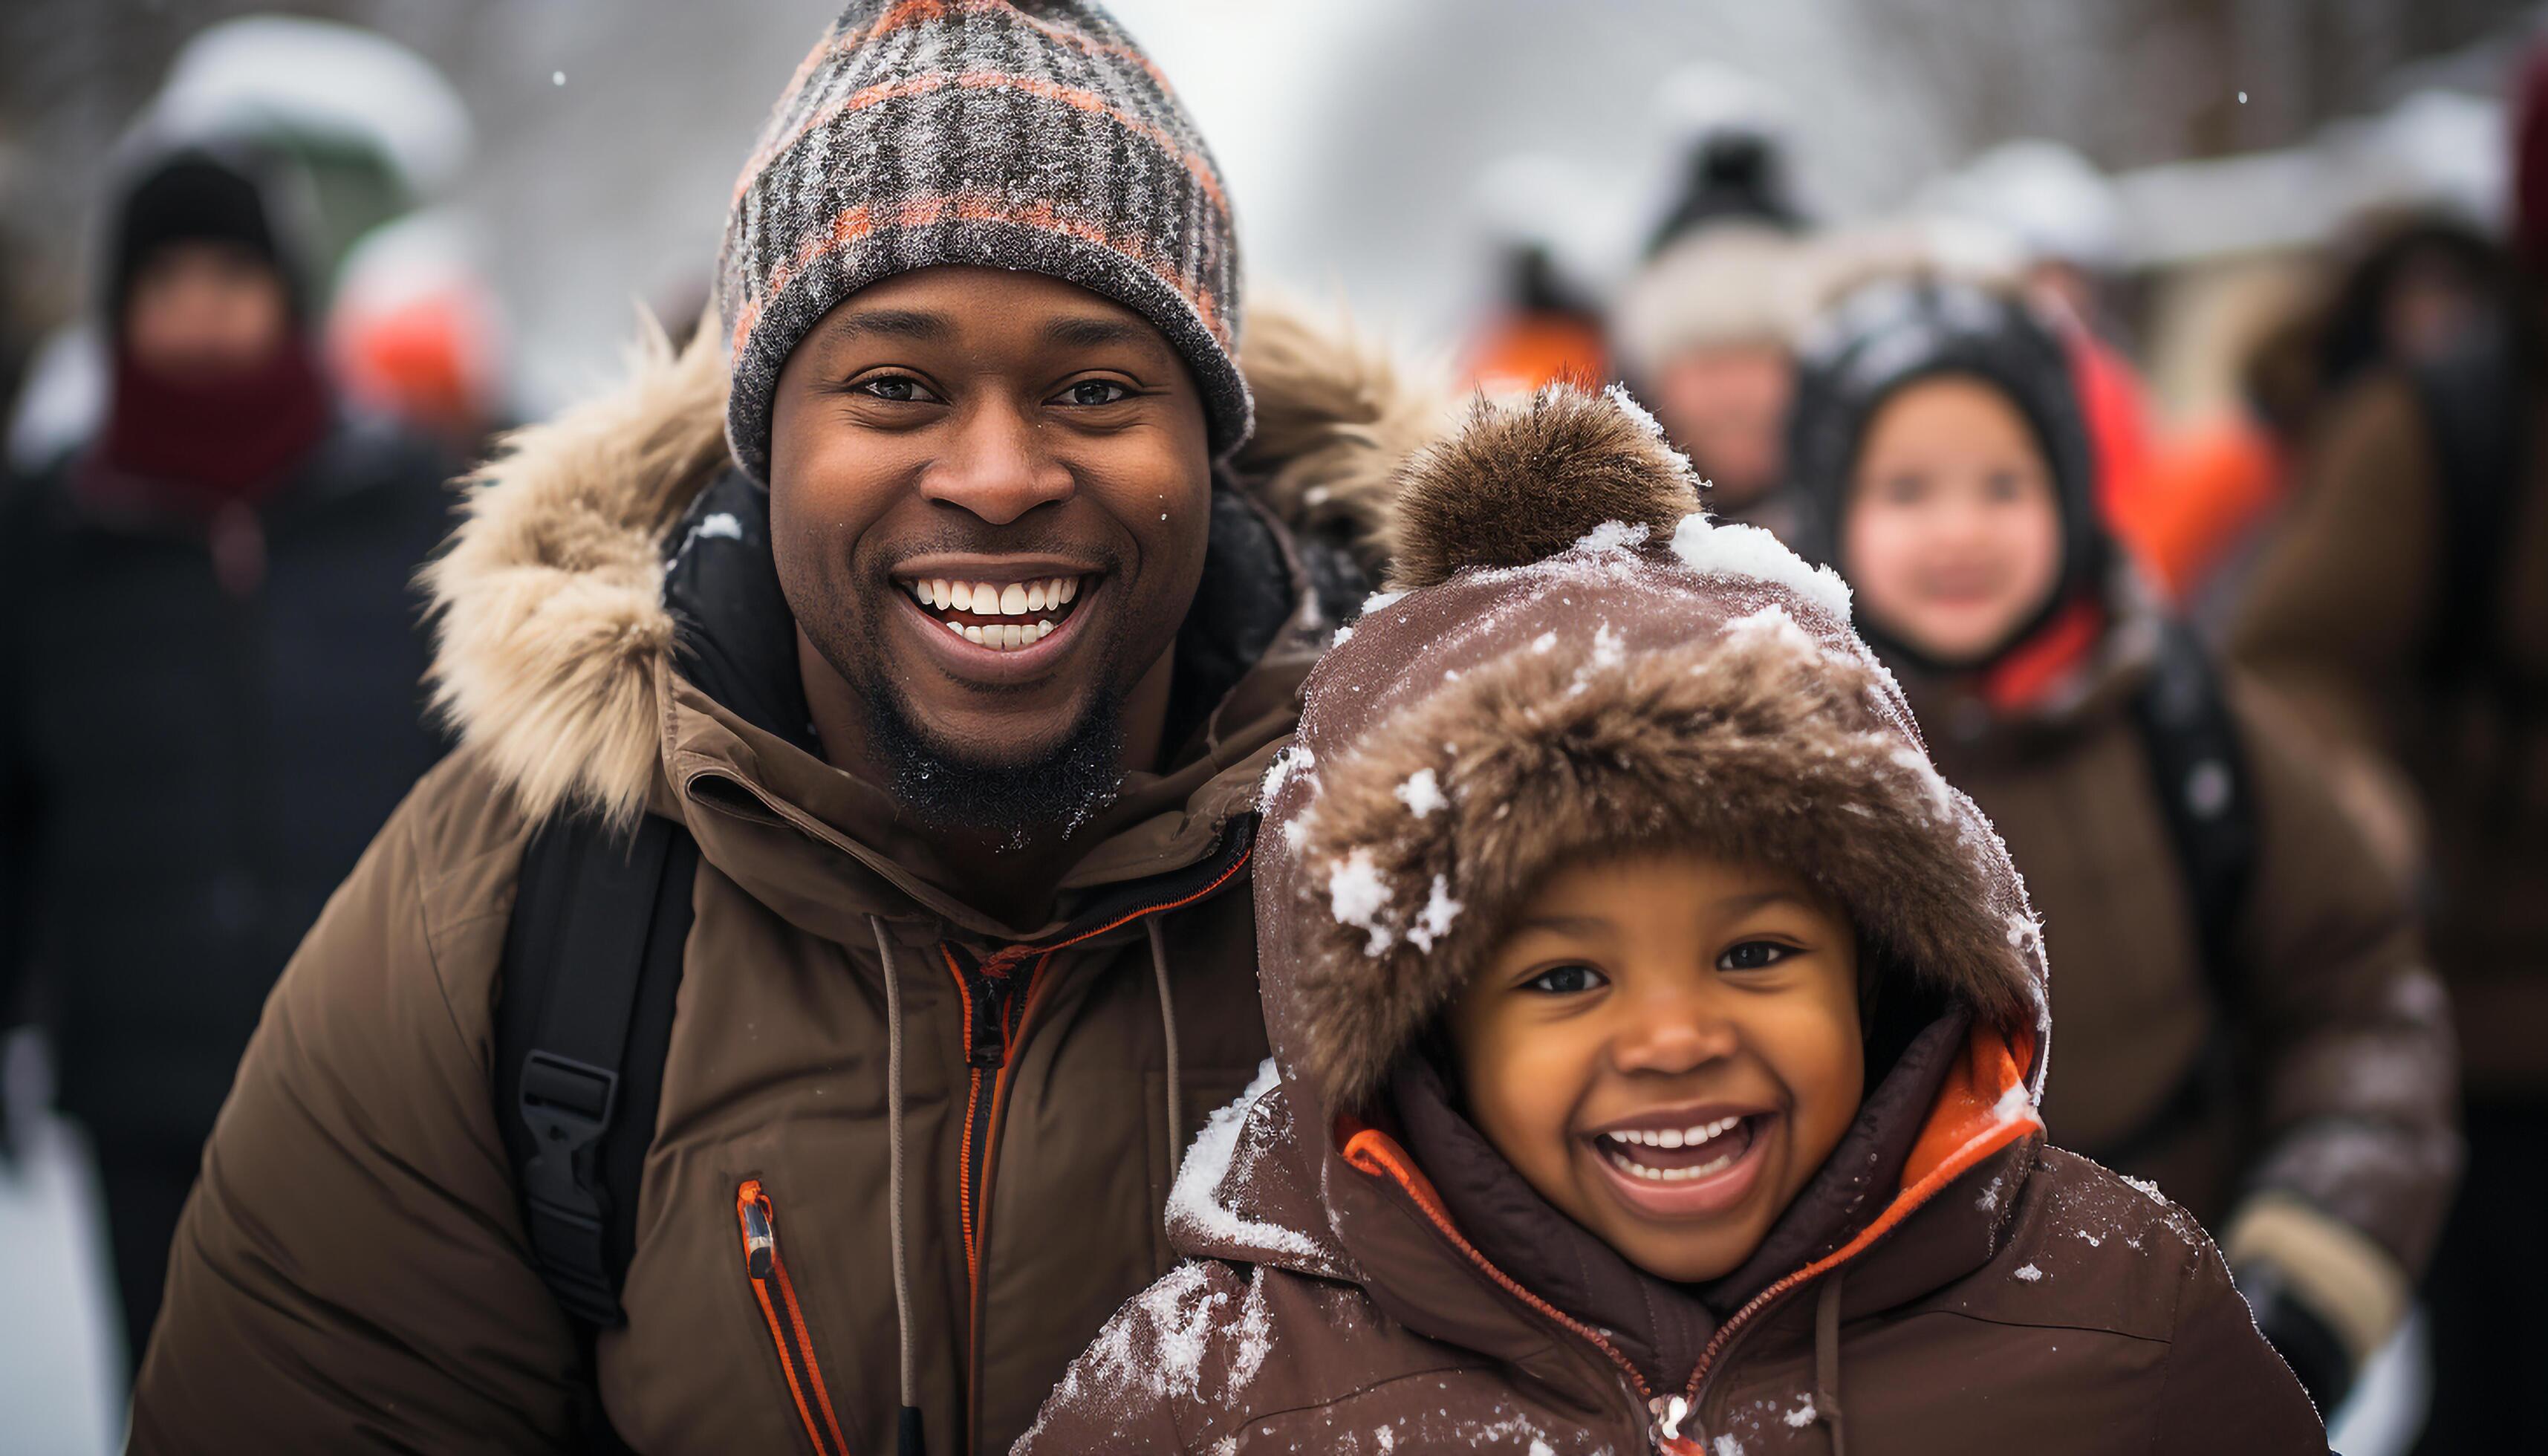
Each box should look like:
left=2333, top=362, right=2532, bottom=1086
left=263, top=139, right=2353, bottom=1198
left=2097, top=619, right=2259, bottom=1172
left=494, top=810, right=699, bottom=1329
left=2130, top=617, right=2258, bottom=989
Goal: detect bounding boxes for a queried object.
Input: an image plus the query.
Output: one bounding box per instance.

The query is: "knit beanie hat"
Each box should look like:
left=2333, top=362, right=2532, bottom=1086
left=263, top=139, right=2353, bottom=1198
left=716, top=0, right=1249, bottom=483
left=110, top=146, right=305, bottom=325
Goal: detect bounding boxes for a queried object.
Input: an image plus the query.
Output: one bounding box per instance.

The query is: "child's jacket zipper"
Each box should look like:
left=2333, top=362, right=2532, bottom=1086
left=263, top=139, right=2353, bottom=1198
left=1342, top=1027, right=2042, bottom=1453
left=736, top=1179, right=854, bottom=1455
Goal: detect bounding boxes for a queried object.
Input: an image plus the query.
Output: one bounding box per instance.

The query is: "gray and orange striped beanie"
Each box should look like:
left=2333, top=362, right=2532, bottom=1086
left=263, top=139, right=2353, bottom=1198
left=716, top=0, right=1249, bottom=482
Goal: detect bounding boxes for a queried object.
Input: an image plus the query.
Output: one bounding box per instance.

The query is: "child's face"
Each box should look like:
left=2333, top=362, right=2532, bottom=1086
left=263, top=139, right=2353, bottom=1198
left=1446, top=851, right=1863, bottom=1282
left=1840, top=376, right=2064, bottom=666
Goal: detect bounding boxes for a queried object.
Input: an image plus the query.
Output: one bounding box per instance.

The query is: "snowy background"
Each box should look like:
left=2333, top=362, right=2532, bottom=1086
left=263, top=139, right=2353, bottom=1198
left=0, top=0, right=2537, bottom=412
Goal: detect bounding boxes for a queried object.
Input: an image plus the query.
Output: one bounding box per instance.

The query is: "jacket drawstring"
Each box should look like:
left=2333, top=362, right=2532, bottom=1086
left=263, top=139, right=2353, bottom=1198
left=1145, top=918, right=1184, bottom=1183
left=1813, top=1270, right=1848, bottom=1456
left=868, top=917, right=926, bottom=1456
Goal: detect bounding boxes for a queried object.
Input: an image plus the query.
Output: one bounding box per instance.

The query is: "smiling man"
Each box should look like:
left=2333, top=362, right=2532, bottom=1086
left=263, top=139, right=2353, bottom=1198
left=128, top=5, right=1430, bottom=1453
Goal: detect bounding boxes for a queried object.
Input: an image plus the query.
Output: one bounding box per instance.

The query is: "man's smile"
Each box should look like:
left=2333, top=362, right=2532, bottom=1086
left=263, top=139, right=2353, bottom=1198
left=900, top=570, right=1093, bottom=651
left=887, top=556, right=1114, bottom=680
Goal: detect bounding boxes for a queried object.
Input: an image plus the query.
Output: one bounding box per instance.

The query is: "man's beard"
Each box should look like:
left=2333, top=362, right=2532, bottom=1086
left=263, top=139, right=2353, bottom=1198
left=854, top=665, right=1128, bottom=842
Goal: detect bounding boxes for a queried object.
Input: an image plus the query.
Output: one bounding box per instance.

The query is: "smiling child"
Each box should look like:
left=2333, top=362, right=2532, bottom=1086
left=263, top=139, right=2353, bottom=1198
left=1017, top=385, right=2324, bottom=1454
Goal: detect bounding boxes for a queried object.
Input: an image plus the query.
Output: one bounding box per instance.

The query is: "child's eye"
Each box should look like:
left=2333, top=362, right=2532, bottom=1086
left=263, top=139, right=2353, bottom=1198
left=1056, top=379, right=1132, bottom=407
left=1717, top=940, right=1795, bottom=972
left=854, top=374, right=940, bottom=403
left=1522, top=963, right=1608, bottom=995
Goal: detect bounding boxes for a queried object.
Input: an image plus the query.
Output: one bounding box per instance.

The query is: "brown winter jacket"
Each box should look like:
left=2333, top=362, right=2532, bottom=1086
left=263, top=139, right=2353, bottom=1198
left=1019, top=389, right=2324, bottom=1455
left=128, top=308, right=1444, bottom=1455
left=1897, top=571, right=2459, bottom=1376
left=2232, top=368, right=2548, bottom=1099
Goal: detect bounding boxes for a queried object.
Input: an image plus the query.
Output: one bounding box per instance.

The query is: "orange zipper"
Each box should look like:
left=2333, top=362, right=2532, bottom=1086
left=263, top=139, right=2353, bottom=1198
left=735, top=1180, right=854, bottom=1456
left=933, top=842, right=1259, bottom=1450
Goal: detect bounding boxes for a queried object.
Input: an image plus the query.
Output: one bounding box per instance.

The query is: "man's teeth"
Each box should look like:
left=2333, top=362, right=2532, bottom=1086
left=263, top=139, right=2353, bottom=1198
left=911, top=576, right=1081, bottom=614
left=1600, top=1116, right=1744, bottom=1151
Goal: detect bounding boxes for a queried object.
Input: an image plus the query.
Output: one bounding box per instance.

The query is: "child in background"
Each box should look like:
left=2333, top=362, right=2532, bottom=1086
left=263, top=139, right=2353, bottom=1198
left=1784, top=277, right=2459, bottom=1417
left=1017, top=386, right=2322, bottom=1453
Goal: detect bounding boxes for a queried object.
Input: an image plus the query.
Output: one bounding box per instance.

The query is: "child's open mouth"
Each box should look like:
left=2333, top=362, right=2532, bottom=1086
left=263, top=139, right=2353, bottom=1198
left=1585, top=1111, right=1772, bottom=1218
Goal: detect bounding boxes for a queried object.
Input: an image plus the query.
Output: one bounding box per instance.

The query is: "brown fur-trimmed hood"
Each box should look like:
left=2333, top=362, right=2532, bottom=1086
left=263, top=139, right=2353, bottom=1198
left=421, top=303, right=1449, bottom=828
left=1255, top=385, right=2051, bottom=1114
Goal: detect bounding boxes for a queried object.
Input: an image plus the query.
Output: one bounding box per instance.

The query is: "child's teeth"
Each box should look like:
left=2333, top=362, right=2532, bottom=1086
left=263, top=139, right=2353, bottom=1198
left=1607, top=1146, right=1741, bottom=1182
left=1605, top=1117, right=1744, bottom=1152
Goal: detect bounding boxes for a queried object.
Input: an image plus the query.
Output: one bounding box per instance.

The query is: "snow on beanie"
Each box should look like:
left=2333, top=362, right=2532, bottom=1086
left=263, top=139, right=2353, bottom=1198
left=716, top=0, right=1250, bottom=483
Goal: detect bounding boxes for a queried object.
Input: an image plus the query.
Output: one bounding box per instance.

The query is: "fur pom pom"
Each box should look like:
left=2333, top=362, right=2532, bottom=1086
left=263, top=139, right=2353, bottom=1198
left=1383, top=384, right=1700, bottom=592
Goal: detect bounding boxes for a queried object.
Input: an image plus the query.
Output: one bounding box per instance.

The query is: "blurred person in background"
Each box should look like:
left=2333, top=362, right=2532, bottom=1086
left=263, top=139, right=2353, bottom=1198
left=0, top=139, right=455, bottom=1373
left=1460, top=153, right=1611, bottom=394
left=2143, top=212, right=2523, bottom=627
left=327, top=207, right=514, bottom=462
left=2231, top=49, right=2548, bottom=1456
left=1462, top=239, right=1608, bottom=395
left=1790, top=276, right=2460, bottom=1423
left=1611, top=123, right=1816, bottom=540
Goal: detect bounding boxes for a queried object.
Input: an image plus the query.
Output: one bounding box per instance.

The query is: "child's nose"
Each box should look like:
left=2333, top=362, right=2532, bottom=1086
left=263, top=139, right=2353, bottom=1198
left=1605, top=999, right=1741, bottom=1076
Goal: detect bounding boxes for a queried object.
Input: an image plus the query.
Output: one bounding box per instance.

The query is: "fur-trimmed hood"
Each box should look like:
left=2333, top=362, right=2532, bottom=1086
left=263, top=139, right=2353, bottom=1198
left=1263, top=386, right=2050, bottom=1114
left=1148, top=385, right=2061, bottom=1434
left=421, top=302, right=1445, bottom=828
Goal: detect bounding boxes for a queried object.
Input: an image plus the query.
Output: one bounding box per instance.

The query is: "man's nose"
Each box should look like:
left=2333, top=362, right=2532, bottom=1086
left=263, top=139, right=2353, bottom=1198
left=920, top=400, right=1074, bottom=525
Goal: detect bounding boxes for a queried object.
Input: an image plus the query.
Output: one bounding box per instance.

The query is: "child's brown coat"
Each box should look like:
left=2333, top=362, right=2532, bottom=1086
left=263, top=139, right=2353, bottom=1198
left=1018, top=389, right=2322, bottom=1454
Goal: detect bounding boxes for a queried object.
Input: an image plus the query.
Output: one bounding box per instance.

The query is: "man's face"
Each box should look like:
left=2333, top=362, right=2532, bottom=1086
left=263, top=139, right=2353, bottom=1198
left=123, top=241, right=289, bottom=380
left=769, top=265, right=1213, bottom=780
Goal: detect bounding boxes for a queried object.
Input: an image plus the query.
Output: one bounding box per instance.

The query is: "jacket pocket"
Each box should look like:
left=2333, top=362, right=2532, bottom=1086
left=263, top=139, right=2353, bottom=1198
left=735, top=1179, right=854, bottom=1456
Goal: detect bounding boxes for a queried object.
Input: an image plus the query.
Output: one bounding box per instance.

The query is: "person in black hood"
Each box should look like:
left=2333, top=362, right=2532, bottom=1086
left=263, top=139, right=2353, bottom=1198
left=0, top=139, right=456, bottom=1374
left=1786, top=276, right=2110, bottom=674
left=1784, top=276, right=2462, bottom=1423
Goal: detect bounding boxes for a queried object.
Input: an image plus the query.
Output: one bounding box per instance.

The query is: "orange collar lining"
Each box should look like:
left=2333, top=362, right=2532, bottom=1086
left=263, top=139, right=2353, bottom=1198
left=1336, top=1024, right=2043, bottom=1391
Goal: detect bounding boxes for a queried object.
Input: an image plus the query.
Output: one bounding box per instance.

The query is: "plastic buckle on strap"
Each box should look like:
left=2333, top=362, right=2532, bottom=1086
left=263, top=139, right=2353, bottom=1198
left=519, top=1051, right=624, bottom=1322
left=521, top=1050, right=620, bottom=1150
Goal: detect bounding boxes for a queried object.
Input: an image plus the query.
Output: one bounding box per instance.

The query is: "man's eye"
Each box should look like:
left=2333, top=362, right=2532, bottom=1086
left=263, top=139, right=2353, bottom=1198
left=855, top=376, right=935, bottom=403
left=1523, top=963, right=1607, bottom=995
left=1717, top=941, right=1794, bottom=972
left=1059, top=380, right=1132, bottom=406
